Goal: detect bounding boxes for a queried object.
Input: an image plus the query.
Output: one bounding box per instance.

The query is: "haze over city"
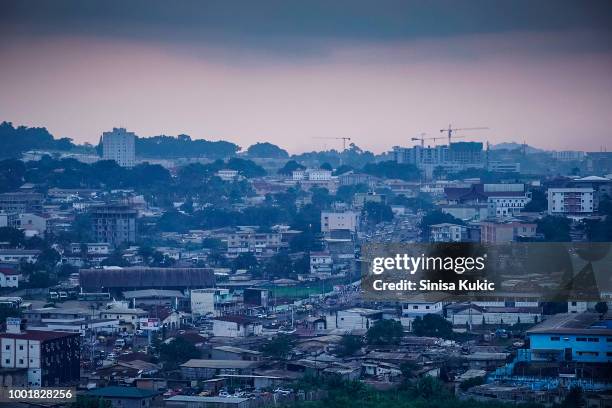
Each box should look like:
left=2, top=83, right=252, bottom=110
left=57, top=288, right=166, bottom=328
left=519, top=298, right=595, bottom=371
left=1, top=0, right=611, bottom=153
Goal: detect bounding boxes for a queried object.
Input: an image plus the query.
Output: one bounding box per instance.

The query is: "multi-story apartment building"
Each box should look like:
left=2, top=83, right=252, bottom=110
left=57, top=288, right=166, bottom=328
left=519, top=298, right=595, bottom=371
left=309, top=251, right=333, bottom=276
left=226, top=231, right=283, bottom=256
left=445, top=183, right=530, bottom=219
left=547, top=188, right=594, bottom=218
left=429, top=222, right=467, bottom=242
left=480, top=221, right=537, bottom=243
left=321, top=211, right=359, bottom=233
left=0, top=211, right=19, bottom=228
left=0, top=322, right=80, bottom=387
left=585, top=152, right=612, bottom=174
left=392, top=142, right=484, bottom=178
left=102, top=127, right=136, bottom=168
left=552, top=150, right=585, bottom=162
left=0, top=192, right=43, bottom=214
left=292, top=169, right=332, bottom=181
left=0, top=249, right=40, bottom=264
left=90, top=204, right=137, bottom=246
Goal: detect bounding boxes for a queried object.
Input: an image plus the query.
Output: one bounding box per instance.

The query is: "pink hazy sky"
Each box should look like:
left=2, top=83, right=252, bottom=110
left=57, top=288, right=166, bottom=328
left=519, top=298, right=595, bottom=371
left=1, top=29, right=611, bottom=154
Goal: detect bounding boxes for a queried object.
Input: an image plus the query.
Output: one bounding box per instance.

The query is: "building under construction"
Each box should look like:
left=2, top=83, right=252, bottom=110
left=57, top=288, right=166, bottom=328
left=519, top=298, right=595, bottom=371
left=89, top=204, right=137, bottom=246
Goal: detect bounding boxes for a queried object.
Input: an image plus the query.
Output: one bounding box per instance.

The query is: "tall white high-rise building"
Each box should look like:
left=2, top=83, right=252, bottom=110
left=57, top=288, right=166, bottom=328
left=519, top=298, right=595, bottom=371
left=102, top=127, right=136, bottom=167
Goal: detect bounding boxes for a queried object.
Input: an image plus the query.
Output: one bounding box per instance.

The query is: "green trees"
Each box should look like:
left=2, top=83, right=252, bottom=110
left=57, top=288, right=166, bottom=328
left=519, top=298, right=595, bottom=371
left=363, top=202, right=394, bottom=224
left=336, top=335, right=364, bottom=357
left=366, top=319, right=404, bottom=345
left=246, top=142, right=289, bottom=159
left=361, top=160, right=420, bottom=181
left=412, top=314, right=454, bottom=339
left=419, top=210, right=465, bottom=241
left=595, top=302, right=608, bottom=315
left=260, top=335, right=295, bottom=359
left=278, top=160, right=305, bottom=176
left=523, top=189, right=547, bottom=212
left=536, top=216, right=571, bottom=242
left=0, top=121, right=74, bottom=159
left=157, top=337, right=200, bottom=370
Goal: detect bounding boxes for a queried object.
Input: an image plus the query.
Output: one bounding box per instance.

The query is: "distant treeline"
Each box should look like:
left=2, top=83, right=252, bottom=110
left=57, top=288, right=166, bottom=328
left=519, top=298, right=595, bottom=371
left=133, top=134, right=239, bottom=159
left=0, top=122, right=74, bottom=159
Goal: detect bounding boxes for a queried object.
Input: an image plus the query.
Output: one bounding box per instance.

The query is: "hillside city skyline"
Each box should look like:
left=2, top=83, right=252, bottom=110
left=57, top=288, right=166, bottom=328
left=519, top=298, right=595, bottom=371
left=2, top=2, right=612, bottom=153
left=2, top=120, right=609, bottom=155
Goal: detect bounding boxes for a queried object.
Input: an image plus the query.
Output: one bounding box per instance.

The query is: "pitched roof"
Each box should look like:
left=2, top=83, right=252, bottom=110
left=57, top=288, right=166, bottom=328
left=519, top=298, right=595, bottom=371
left=0, top=330, right=78, bottom=342
left=87, top=386, right=159, bottom=399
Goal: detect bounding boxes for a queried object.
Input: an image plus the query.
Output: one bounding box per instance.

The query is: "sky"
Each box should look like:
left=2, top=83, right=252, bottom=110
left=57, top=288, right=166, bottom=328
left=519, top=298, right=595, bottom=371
left=1, top=1, right=611, bottom=154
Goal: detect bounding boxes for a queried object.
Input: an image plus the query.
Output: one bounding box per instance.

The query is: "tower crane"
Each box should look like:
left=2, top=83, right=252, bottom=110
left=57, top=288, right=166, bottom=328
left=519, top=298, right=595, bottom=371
left=313, top=136, right=352, bottom=150
left=411, top=133, right=445, bottom=148
left=440, top=125, right=489, bottom=145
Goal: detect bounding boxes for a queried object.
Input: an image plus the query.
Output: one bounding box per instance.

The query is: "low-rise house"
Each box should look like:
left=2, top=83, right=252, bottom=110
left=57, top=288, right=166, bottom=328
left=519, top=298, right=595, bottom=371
left=446, top=303, right=542, bottom=326
left=211, top=346, right=263, bottom=361
left=166, top=395, right=250, bottom=408
left=429, top=223, right=466, bottom=242
left=86, top=386, right=160, bottom=408
left=0, top=249, right=40, bottom=264
left=18, top=213, right=47, bottom=237
left=0, top=267, right=21, bottom=288
left=463, top=352, right=510, bottom=370
left=180, top=359, right=261, bottom=380
left=479, top=221, right=537, bottom=243
left=100, top=307, right=148, bottom=332
left=334, top=308, right=382, bottom=330
left=525, top=312, right=612, bottom=363
left=310, top=251, right=333, bottom=276
left=212, top=316, right=263, bottom=337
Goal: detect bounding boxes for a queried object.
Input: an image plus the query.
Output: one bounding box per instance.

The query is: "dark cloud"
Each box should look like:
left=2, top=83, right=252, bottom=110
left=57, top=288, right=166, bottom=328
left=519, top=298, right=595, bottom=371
left=1, top=0, right=611, bottom=53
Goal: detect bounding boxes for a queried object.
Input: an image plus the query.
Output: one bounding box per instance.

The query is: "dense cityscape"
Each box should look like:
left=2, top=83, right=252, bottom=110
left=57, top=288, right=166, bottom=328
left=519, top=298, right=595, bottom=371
left=0, top=122, right=610, bottom=407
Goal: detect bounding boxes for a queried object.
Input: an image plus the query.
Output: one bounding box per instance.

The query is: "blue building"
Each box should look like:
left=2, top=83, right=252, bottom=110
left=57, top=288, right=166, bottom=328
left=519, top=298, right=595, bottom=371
left=526, top=312, right=611, bottom=363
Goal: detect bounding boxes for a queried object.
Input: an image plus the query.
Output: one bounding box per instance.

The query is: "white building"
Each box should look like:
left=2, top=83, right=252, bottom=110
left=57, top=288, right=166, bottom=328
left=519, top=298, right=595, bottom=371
left=226, top=231, right=283, bottom=255
left=18, top=213, right=47, bottom=237
left=429, top=223, right=466, bottom=242
left=0, top=268, right=21, bottom=288
left=321, top=211, right=359, bottom=233
left=0, top=212, right=19, bottom=228
left=212, top=316, right=263, bottom=337
left=484, top=184, right=530, bottom=219
left=568, top=301, right=589, bottom=314
left=191, top=288, right=231, bottom=317
left=552, top=151, right=585, bottom=162
left=401, top=293, right=449, bottom=317
left=292, top=169, right=332, bottom=181
left=334, top=308, right=382, bottom=330
left=102, top=127, right=136, bottom=168
left=216, top=169, right=240, bottom=181
left=547, top=187, right=594, bottom=218
left=100, top=306, right=148, bottom=330
left=0, top=249, right=40, bottom=264
left=306, top=169, right=332, bottom=181
left=69, top=242, right=112, bottom=255
left=309, top=252, right=333, bottom=276
left=446, top=303, right=541, bottom=326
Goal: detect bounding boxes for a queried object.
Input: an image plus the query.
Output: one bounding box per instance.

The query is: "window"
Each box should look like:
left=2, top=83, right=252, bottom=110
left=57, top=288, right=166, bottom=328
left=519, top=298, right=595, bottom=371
left=4, top=359, right=9, bottom=364
left=550, top=336, right=560, bottom=341
left=413, top=306, right=418, bottom=309
left=4, top=345, right=9, bottom=350
left=587, top=338, right=599, bottom=343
